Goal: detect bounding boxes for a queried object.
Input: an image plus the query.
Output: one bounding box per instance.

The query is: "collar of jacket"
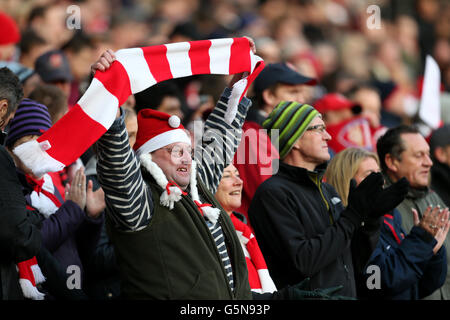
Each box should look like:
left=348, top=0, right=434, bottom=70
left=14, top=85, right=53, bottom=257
left=383, top=171, right=429, bottom=200
left=278, top=161, right=328, bottom=185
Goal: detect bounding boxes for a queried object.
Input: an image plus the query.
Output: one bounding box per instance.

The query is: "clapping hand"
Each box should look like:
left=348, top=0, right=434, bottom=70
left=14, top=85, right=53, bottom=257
left=413, top=206, right=450, bottom=254
left=65, top=167, right=87, bottom=210
left=85, top=181, right=105, bottom=219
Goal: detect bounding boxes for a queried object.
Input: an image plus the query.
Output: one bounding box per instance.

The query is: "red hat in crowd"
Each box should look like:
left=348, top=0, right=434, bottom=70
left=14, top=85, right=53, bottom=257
left=133, top=109, right=191, bottom=157
left=0, top=11, right=20, bottom=45
left=314, top=93, right=361, bottom=114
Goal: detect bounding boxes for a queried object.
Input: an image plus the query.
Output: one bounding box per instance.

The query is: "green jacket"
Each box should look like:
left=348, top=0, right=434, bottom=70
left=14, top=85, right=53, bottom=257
left=387, top=177, right=450, bottom=300
left=107, top=173, right=252, bottom=300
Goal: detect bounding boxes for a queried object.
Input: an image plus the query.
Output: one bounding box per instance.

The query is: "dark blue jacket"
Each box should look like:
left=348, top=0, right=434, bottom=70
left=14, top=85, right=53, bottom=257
left=17, top=171, right=103, bottom=288
left=362, top=209, right=447, bottom=300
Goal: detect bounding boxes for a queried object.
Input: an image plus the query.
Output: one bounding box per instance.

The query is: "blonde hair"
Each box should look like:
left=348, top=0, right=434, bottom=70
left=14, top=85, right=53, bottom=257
left=325, top=148, right=380, bottom=207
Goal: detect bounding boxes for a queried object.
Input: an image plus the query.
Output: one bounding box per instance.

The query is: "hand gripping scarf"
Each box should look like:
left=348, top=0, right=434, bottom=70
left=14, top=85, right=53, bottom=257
left=13, top=37, right=264, bottom=177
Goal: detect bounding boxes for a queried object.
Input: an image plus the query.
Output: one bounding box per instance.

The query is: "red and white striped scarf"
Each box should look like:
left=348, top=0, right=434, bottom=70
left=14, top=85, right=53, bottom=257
left=230, top=213, right=277, bottom=294
left=13, top=38, right=264, bottom=177
left=16, top=174, right=64, bottom=300
left=17, top=256, right=45, bottom=300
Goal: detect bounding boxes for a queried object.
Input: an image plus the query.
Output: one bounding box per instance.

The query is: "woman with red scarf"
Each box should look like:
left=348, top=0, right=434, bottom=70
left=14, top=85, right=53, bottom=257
left=215, top=163, right=277, bottom=294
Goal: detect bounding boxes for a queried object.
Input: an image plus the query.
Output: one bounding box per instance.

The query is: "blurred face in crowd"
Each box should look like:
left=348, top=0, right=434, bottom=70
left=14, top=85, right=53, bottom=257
left=30, top=4, right=73, bottom=47
left=352, top=88, right=381, bottom=128
left=289, top=116, right=331, bottom=170
left=20, top=43, right=54, bottom=70
left=263, top=83, right=312, bottom=113
left=151, top=142, right=192, bottom=190
left=66, top=46, right=96, bottom=81
left=387, top=133, right=432, bottom=188
left=322, top=109, right=354, bottom=126
left=354, top=157, right=381, bottom=185
left=50, top=81, right=71, bottom=100
left=215, top=164, right=243, bottom=215
left=158, top=96, right=184, bottom=121
left=434, top=145, right=450, bottom=167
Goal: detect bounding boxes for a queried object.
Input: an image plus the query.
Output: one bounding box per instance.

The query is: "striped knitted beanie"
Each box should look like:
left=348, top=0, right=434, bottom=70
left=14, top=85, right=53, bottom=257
left=6, top=99, right=52, bottom=148
left=262, top=101, right=319, bottom=159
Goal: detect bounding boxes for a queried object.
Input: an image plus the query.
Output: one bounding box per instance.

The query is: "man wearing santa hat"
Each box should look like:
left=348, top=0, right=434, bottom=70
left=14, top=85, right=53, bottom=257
left=92, top=48, right=254, bottom=299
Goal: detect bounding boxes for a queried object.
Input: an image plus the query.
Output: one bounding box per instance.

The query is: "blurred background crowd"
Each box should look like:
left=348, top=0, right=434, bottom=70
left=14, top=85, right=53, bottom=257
left=1, top=0, right=450, bottom=301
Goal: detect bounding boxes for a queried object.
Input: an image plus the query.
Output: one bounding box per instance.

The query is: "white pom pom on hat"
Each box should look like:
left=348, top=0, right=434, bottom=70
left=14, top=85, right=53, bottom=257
left=168, top=115, right=181, bottom=128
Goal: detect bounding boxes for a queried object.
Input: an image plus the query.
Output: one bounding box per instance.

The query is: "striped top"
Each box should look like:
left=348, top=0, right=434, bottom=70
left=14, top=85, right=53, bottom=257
left=96, top=87, right=251, bottom=291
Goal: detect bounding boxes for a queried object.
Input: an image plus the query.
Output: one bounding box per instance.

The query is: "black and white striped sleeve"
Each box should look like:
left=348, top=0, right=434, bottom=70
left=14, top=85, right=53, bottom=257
left=195, top=87, right=251, bottom=195
left=96, top=110, right=154, bottom=232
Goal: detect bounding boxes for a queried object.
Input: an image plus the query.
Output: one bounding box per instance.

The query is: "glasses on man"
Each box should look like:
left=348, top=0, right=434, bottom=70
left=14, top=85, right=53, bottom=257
left=164, top=145, right=194, bottom=158
left=306, top=124, right=327, bottom=134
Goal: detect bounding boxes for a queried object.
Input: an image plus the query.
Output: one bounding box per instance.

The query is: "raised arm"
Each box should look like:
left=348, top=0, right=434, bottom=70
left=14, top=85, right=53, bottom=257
left=194, top=85, right=251, bottom=195
left=194, top=37, right=256, bottom=194
left=91, top=50, right=154, bottom=232
left=96, top=108, right=154, bottom=232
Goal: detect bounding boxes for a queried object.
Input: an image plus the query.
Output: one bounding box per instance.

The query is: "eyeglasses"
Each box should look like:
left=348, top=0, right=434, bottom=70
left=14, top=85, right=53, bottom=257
left=164, top=145, right=193, bottom=158
left=306, top=124, right=327, bottom=134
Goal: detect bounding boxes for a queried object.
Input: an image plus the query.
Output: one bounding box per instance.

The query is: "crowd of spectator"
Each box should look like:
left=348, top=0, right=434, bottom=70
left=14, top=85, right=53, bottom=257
left=1, top=0, right=450, bottom=301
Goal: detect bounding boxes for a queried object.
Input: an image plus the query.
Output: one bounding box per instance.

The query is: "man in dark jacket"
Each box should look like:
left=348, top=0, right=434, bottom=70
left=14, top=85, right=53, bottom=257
left=233, top=63, right=317, bottom=227
left=248, top=101, right=409, bottom=298
left=0, top=67, right=42, bottom=299
left=377, top=125, right=450, bottom=299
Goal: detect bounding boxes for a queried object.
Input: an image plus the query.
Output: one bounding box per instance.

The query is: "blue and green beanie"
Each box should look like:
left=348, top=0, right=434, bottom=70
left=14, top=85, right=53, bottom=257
left=262, top=101, right=319, bottom=159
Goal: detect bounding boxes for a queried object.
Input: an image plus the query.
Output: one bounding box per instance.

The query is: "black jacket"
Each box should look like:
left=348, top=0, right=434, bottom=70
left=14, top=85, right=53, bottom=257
left=0, top=146, right=42, bottom=300
left=431, top=160, right=450, bottom=207
left=248, top=162, right=379, bottom=298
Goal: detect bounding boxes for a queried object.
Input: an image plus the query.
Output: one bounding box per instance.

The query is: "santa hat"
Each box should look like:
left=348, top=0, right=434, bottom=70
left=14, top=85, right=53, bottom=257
left=136, top=110, right=221, bottom=224
left=134, top=109, right=190, bottom=157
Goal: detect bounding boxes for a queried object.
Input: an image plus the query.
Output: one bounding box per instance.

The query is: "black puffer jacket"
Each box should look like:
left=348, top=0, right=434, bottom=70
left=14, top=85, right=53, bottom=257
left=0, top=146, right=42, bottom=300
left=248, top=162, right=379, bottom=298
